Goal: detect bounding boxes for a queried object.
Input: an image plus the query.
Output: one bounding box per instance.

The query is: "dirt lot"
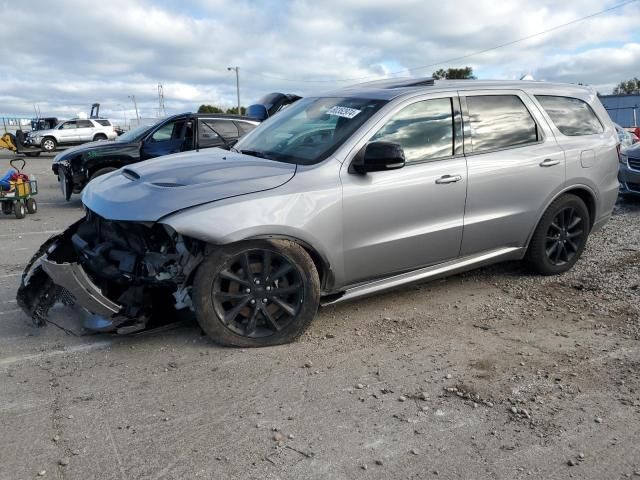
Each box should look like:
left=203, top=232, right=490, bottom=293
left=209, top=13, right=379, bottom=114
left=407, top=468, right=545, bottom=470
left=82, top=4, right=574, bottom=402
left=0, top=151, right=639, bottom=480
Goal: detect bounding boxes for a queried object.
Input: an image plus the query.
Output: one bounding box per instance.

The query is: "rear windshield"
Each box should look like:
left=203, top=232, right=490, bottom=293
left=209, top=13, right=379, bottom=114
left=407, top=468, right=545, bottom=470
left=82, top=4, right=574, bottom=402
left=94, top=119, right=112, bottom=126
left=535, top=95, right=603, bottom=136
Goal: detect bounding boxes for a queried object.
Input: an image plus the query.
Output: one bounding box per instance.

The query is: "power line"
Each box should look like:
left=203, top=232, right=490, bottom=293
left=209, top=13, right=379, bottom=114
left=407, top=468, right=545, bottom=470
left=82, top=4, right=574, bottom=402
left=249, top=0, right=638, bottom=83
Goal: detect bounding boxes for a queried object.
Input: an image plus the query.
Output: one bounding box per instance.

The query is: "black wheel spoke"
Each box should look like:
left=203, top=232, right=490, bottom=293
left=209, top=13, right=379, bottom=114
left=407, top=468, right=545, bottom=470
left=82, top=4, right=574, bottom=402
left=223, top=297, right=250, bottom=325
left=215, top=291, right=250, bottom=301
left=273, top=282, right=302, bottom=296
left=271, top=296, right=297, bottom=317
left=567, top=216, right=582, bottom=230
left=566, top=238, right=578, bottom=253
left=245, top=305, right=259, bottom=336
left=262, top=250, right=272, bottom=280
left=549, top=221, right=562, bottom=233
left=546, top=242, right=559, bottom=257
left=567, top=229, right=583, bottom=239
left=554, top=242, right=563, bottom=262
left=269, top=263, right=293, bottom=282
left=259, top=304, right=282, bottom=332
left=219, top=270, right=252, bottom=288
left=241, top=252, right=252, bottom=281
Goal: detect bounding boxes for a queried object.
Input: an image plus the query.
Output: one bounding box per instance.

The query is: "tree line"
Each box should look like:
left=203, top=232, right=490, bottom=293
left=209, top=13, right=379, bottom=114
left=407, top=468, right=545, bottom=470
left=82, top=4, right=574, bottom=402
left=197, top=105, right=247, bottom=115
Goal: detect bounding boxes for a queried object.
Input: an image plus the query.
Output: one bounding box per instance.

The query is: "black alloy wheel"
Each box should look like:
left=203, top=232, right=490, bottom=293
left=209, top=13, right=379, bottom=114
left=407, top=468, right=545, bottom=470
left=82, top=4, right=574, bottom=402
left=527, top=194, right=590, bottom=275
left=213, top=249, right=304, bottom=338
left=545, top=206, right=584, bottom=266
left=193, top=240, right=320, bottom=347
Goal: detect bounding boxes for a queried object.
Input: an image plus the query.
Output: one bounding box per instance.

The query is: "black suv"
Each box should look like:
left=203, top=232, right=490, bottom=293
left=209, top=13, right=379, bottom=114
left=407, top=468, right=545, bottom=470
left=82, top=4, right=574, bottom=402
left=52, top=113, right=259, bottom=200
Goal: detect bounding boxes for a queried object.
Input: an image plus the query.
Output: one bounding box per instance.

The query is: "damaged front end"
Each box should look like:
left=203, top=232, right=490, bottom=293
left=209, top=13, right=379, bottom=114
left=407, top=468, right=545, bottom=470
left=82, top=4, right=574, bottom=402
left=17, top=211, right=204, bottom=334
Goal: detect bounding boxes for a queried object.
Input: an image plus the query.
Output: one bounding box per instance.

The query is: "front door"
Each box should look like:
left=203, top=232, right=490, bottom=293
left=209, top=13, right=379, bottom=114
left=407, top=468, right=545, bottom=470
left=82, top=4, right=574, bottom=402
left=340, top=96, right=467, bottom=285
left=57, top=121, right=79, bottom=144
left=141, top=118, right=188, bottom=159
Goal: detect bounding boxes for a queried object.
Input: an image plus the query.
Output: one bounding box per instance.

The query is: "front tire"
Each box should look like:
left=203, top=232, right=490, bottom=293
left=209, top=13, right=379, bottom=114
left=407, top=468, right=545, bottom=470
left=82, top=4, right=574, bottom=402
left=26, top=198, right=37, bottom=214
left=89, top=167, right=118, bottom=181
left=41, top=137, right=56, bottom=152
left=14, top=201, right=26, bottom=219
left=526, top=194, right=590, bottom=275
left=192, top=240, right=320, bottom=347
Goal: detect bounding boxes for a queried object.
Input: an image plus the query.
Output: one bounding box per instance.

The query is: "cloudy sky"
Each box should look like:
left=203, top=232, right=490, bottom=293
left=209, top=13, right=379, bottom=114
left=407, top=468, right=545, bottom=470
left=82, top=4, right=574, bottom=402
left=1, top=0, right=638, bottom=125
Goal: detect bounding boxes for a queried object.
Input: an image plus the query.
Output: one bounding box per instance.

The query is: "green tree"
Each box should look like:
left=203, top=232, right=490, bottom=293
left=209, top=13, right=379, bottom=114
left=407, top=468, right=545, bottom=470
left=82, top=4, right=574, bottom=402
left=432, top=67, right=476, bottom=80
left=197, top=104, right=224, bottom=113
left=225, top=106, right=247, bottom=115
left=613, top=77, right=640, bottom=95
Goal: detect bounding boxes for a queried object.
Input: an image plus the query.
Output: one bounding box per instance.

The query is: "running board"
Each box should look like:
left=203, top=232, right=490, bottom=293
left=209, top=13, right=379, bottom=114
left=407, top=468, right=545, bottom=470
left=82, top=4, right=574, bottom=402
left=321, top=247, right=524, bottom=306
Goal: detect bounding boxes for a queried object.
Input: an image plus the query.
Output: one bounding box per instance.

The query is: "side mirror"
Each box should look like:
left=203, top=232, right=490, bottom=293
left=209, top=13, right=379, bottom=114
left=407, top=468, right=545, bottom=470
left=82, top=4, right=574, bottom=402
left=246, top=104, right=268, bottom=121
left=351, top=141, right=405, bottom=174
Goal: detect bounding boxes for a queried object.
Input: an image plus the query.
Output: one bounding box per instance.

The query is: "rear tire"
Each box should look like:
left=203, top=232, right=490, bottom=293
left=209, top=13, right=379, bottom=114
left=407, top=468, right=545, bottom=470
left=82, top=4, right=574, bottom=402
left=14, top=201, right=26, bottom=219
left=89, top=167, right=118, bottom=181
left=41, top=137, right=56, bottom=152
left=93, top=133, right=108, bottom=141
left=526, top=194, right=590, bottom=275
left=192, top=240, right=320, bottom=347
left=2, top=202, right=12, bottom=215
left=26, top=198, right=37, bottom=214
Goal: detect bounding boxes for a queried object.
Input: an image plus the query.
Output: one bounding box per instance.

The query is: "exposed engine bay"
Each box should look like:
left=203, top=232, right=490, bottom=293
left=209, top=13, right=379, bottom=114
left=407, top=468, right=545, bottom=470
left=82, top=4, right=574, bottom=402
left=17, top=211, right=204, bottom=334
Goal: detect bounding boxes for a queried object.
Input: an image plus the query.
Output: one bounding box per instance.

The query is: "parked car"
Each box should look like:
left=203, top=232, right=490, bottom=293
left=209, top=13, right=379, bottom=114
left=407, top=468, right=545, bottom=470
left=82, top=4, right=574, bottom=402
left=18, top=78, right=619, bottom=347
left=619, top=142, right=640, bottom=196
left=25, top=118, right=117, bottom=152
left=52, top=113, right=260, bottom=200
left=614, top=122, right=637, bottom=151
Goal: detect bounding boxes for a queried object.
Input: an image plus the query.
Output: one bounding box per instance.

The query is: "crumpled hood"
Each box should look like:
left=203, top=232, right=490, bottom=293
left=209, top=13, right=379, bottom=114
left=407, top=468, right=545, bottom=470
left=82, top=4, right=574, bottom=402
left=53, top=140, right=130, bottom=163
left=81, top=148, right=296, bottom=222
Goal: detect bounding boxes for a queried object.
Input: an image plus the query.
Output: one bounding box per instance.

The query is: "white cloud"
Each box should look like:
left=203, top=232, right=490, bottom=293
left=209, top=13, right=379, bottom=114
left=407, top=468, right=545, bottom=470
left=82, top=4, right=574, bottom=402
left=0, top=0, right=637, bottom=122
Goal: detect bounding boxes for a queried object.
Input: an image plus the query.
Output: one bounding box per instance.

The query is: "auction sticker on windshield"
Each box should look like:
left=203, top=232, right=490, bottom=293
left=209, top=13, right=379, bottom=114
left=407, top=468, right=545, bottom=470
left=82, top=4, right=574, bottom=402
left=326, top=106, right=361, bottom=119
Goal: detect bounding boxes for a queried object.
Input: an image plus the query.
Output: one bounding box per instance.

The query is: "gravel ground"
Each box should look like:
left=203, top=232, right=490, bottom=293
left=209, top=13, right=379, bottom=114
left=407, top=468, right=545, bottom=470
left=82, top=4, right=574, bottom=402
left=0, top=152, right=639, bottom=479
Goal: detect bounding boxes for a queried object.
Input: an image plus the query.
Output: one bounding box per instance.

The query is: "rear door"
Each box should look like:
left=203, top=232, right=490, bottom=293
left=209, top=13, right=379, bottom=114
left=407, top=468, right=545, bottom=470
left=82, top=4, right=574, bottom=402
left=197, top=119, right=228, bottom=149
left=210, top=119, right=240, bottom=146
left=459, top=90, right=565, bottom=256
left=340, top=95, right=467, bottom=285
left=76, top=120, right=95, bottom=141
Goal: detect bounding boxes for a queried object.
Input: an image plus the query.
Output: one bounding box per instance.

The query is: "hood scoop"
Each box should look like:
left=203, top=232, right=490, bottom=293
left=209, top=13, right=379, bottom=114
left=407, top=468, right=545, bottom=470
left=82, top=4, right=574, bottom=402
left=122, top=169, right=140, bottom=181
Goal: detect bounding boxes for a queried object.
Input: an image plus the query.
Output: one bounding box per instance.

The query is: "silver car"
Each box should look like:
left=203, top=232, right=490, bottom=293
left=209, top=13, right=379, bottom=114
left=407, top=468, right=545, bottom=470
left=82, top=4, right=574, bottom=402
left=26, top=118, right=117, bottom=152
left=18, top=78, right=619, bottom=347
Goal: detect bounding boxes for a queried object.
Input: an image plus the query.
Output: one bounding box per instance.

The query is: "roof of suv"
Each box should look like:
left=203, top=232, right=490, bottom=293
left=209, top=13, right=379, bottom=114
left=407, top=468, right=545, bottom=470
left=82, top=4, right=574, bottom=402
left=324, top=77, right=596, bottom=101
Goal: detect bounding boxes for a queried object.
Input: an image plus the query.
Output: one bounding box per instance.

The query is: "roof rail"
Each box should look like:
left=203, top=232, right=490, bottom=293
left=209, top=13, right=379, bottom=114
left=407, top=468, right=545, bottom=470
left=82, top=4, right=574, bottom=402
left=343, top=77, right=436, bottom=90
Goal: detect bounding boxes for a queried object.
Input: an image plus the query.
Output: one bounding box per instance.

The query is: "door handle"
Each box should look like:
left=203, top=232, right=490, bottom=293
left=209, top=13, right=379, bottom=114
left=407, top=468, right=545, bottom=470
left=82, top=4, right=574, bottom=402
left=435, top=174, right=463, bottom=184
left=539, top=158, right=560, bottom=167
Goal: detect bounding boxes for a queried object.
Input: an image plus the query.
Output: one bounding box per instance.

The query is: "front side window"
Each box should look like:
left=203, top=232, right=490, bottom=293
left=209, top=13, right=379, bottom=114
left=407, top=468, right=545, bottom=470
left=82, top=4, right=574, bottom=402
left=370, top=98, right=454, bottom=163
left=535, top=95, right=603, bottom=136
left=466, top=95, right=538, bottom=153
left=151, top=120, right=185, bottom=142
left=234, top=97, right=388, bottom=165
left=60, top=121, right=77, bottom=130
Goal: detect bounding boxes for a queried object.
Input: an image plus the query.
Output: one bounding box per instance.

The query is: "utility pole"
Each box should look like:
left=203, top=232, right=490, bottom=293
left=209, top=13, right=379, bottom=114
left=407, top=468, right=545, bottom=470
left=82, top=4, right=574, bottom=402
left=227, top=66, right=240, bottom=115
left=128, top=95, right=140, bottom=123
left=157, top=83, right=166, bottom=117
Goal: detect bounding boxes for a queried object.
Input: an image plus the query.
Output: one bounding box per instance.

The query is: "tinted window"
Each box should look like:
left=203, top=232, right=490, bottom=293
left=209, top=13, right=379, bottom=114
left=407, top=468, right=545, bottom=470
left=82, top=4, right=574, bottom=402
left=371, top=98, right=454, bottom=163
left=235, top=121, right=257, bottom=135
left=198, top=120, right=224, bottom=147
left=151, top=120, right=185, bottom=141
left=95, top=119, right=111, bottom=126
left=535, top=95, right=603, bottom=136
left=77, top=120, right=93, bottom=128
left=60, top=121, right=77, bottom=130
left=210, top=120, right=239, bottom=138
left=466, top=95, right=538, bottom=153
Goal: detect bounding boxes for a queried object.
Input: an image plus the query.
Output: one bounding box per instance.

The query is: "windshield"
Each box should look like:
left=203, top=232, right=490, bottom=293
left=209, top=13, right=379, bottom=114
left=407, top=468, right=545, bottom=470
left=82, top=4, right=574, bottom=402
left=116, top=123, right=155, bottom=143
left=234, top=97, right=387, bottom=165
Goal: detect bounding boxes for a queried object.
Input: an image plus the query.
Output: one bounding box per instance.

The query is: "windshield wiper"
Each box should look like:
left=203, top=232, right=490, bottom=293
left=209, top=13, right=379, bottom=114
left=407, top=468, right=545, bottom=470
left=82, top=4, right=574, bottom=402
left=239, top=149, right=273, bottom=160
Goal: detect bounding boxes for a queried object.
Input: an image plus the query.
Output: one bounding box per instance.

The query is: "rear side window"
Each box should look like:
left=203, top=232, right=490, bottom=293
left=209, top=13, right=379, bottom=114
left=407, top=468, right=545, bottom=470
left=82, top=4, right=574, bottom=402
left=466, top=95, right=538, bottom=153
left=235, top=121, right=257, bottom=135
left=95, top=119, right=112, bottom=126
left=371, top=97, right=454, bottom=163
left=77, top=120, right=93, bottom=128
left=535, top=95, right=603, bottom=136
left=210, top=120, right=239, bottom=138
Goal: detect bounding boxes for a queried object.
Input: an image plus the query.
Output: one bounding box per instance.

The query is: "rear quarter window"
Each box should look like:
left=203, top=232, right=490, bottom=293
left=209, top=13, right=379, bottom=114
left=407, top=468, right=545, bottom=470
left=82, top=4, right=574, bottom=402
left=535, top=95, right=603, bottom=136
left=95, top=119, right=112, bottom=127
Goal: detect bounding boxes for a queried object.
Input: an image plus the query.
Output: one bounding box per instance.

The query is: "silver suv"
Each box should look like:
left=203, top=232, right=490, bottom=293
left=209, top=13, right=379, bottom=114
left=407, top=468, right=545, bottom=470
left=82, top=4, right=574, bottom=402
left=18, top=79, right=619, bottom=347
left=26, top=118, right=117, bottom=152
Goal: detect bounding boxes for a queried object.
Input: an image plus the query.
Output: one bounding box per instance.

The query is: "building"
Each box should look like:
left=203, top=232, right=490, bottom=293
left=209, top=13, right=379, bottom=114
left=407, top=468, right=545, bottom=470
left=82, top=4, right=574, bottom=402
left=599, top=94, right=639, bottom=128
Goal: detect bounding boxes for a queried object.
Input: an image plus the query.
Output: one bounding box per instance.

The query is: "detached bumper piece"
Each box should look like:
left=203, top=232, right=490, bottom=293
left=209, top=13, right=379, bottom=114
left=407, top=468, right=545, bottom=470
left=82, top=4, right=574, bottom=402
left=40, top=259, right=121, bottom=317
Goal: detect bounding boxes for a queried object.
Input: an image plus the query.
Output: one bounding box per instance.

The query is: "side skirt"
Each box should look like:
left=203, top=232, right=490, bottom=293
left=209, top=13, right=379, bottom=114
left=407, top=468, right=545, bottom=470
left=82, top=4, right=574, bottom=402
left=321, top=247, right=525, bottom=306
